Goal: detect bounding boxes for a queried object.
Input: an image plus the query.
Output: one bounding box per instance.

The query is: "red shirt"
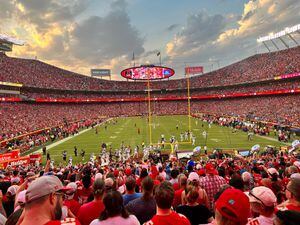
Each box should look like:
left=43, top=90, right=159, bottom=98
left=173, top=183, right=180, bottom=191
left=77, top=200, right=105, bottom=225
left=173, top=188, right=184, bottom=208
left=146, top=211, right=191, bottom=225
left=76, top=187, right=92, bottom=205
left=64, top=199, right=81, bottom=216
left=286, top=204, right=300, bottom=212
left=44, top=218, right=81, bottom=225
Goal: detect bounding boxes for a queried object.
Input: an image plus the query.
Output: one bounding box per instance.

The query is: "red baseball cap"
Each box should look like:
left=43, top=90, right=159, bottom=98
left=197, top=169, right=205, bottom=176
left=205, top=163, right=215, bottom=174
left=113, top=169, right=119, bottom=177
left=125, top=168, right=132, bottom=176
left=215, top=188, right=250, bottom=224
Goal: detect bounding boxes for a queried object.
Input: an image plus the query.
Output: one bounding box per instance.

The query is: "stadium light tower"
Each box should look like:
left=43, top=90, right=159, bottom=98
left=0, top=34, right=25, bottom=52
left=257, top=24, right=300, bottom=52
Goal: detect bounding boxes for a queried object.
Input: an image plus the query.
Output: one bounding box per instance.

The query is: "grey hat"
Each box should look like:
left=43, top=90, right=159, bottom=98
left=26, top=176, right=70, bottom=203
left=289, top=173, right=300, bottom=200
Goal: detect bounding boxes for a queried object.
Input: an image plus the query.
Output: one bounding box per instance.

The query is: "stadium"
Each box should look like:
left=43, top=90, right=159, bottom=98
left=1, top=40, right=300, bottom=164
left=0, top=1, right=300, bottom=225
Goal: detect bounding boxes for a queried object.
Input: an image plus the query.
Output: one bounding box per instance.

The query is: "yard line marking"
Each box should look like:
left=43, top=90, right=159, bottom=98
left=210, top=138, right=220, bottom=142
left=32, top=119, right=112, bottom=154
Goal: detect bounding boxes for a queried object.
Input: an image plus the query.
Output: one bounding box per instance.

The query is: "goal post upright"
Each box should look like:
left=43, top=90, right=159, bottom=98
left=186, top=68, right=192, bottom=144
left=147, top=77, right=152, bottom=145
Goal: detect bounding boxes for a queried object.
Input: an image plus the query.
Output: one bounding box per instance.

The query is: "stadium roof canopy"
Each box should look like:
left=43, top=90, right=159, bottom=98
left=0, top=34, right=25, bottom=46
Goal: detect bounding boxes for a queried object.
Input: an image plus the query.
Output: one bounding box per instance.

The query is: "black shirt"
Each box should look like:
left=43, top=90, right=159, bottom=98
left=126, top=196, right=156, bottom=224
left=176, top=204, right=212, bottom=225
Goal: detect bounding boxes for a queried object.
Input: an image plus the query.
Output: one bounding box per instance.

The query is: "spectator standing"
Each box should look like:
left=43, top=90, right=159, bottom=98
left=277, top=173, right=300, bottom=212
left=214, top=188, right=250, bottom=225
left=63, top=182, right=81, bottom=217
left=274, top=210, right=300, bottom=225
left=145, top=181, right=190, bottom=225
left=123, top=177, right=142, bottom=206
left=77, top=179, right=105, bottom=225
left=3, top=185, right=19, bottom=217
left=247, top=186, right=277, bottom=225
left=176, top=186, right=213, bottom=225
left=181, top=172, right=209, bottom=208
left=199, top=163, right=226, bottom=210
left=90, top=190, right=139, bottom=225
left=126, top=176, right=156, bottom=224
left=18, top=176, right=79, bottom=225
left=173, top=175, right=187, bottom=208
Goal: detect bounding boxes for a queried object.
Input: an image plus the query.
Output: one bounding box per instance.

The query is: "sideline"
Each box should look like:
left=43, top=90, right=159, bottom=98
left=255, top=134, right=292, bottom=145
left=32, top=118, right=112, bottom=154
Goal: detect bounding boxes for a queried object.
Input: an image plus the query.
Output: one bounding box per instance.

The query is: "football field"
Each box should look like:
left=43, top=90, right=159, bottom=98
left=39, top=115, right=288, bottom=164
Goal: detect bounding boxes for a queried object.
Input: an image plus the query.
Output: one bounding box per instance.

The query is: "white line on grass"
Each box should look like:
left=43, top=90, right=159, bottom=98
left=255, top=134, right=292, bottom=145
left=32, top=119, right=112, bottom=154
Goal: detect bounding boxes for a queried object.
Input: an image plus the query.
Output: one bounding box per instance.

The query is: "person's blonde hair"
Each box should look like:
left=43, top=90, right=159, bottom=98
left=185, top=185, right=199, bottom=204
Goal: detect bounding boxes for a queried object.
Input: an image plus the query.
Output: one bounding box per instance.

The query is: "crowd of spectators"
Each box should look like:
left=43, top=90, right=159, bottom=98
left=1, top=119, right=100, bottom=154
left=1, top=95, right=299, bottom=137
left=16, top=79, right=299, bottom=100
left=0, top=144, right=299, bottom=225
left=0, top=103, right=108, bottom=141
left=191, top=95, right=300, bottom=127
left=1, top=94, right=299, bottom=140
left=0, top=93, right=299, bottom=153
left=1, top=46, right=300, bottom=91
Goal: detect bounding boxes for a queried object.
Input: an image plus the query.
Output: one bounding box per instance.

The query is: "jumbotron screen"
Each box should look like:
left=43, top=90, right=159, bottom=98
left=121, top=65, right=175, bottom=80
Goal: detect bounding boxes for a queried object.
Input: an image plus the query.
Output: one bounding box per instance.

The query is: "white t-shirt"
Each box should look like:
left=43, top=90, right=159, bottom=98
left=90, top=215, right=140, bottom=225
left=0, top=213, right=6, bottom=225
left=247, top=215, right=274, bottom=225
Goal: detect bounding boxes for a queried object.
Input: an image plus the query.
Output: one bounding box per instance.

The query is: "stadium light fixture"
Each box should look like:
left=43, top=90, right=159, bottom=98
left=257, top=24, right=300, bottom=43
left=0, top=34, right=25, bottom=46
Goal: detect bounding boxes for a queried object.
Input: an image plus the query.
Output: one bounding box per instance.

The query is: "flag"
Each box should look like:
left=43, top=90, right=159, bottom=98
left=157, top=52, right=160, bottom=56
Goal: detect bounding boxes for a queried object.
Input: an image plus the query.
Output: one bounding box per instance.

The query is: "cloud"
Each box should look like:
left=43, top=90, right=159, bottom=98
left=166, top=11, right=227, bottom=57
left=0, top=1, right=14, bottom=19
left=1, top=0, right=145, bottom=77
left=69, top=10, right=145, bottom=65
left=1, top=0, right=299, bottom=80
left=0, top=0, right=89, bottom=32
left=166, top=24, right=180, bottom=32
left=165, top=0, right=300, bottom=77
left=111, top=0, right=128, bottom=11
left=218, top=0, right=300, bottom=43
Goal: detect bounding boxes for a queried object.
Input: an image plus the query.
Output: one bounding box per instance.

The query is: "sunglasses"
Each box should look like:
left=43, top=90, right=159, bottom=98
left=249, top=190, right=266, bottom=207
left=54, top=191, right=65, bottom=198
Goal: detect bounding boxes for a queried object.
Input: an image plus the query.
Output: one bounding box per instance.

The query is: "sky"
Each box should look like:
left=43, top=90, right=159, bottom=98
left=0, top=0, right=299, bottom=80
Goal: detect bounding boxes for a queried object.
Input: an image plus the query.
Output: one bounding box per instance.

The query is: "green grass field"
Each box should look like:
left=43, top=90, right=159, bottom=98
left=38, top=115, right=290, bottom=164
